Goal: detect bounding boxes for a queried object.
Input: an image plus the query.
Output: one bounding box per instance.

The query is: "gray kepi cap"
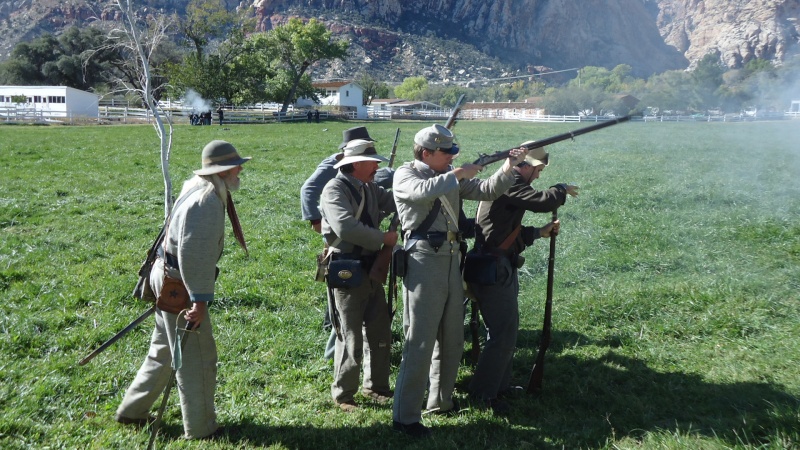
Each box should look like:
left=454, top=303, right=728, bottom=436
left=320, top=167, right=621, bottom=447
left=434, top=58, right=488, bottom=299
left=414, top=124, right=459, bottom=155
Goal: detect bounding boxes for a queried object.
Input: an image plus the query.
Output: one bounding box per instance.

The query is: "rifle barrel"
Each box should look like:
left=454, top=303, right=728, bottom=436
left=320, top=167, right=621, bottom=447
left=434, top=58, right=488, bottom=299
left=522, top=115, right=630, bottom=151
left=78, top=306, right=156, bottom=365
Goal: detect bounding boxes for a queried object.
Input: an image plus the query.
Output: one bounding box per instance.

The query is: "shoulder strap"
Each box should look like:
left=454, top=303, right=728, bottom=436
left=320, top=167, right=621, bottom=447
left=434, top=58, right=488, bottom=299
left=498, top=225, right=522, bottom=250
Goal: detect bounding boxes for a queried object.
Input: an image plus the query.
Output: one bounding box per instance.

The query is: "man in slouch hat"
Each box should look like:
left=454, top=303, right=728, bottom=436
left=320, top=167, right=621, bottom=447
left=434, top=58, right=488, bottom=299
left=116, top=140, right=250, bottom=440
left=320, top=138, right=397, bottom=412
left=467, top=145, right=578, bottom=415
left=300, top=126, right=395, bottom=360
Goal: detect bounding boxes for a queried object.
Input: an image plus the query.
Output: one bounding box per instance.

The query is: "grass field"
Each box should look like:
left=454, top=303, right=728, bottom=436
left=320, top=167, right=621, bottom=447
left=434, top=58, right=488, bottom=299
left=1, top=119, right=798, bottom=449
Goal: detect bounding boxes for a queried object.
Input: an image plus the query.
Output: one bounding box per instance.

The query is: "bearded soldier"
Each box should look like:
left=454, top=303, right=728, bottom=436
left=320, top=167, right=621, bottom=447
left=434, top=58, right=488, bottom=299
left=116, top=140, right=250, bottom=440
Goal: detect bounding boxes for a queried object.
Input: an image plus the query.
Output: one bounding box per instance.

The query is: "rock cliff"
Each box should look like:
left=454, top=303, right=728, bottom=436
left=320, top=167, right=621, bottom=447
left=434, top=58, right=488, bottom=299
left=1, top=0, right=799, bottom=80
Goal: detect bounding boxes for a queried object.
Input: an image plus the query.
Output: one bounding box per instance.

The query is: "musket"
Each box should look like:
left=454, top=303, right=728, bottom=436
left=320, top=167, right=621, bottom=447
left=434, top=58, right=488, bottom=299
left=472, top=115, right=631, bottom=166
left=78, top=306, right=156, bottom=366
left=369, top=213, right=400, bottom=284
left=527, top=209, right=558, bottom=393
left=133, top=224, right=166, bottom=301
left=387, top=128, right=400, bottom=168
left=444, top=94, right=466, bottom=130
left=79, top=225, right=166, bottom=365
left=469, top=299, right=481, bottom=366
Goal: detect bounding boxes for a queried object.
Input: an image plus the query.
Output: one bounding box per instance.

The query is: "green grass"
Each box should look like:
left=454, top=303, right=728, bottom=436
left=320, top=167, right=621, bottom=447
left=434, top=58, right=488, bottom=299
left=1, top=119, right=798, bottom=449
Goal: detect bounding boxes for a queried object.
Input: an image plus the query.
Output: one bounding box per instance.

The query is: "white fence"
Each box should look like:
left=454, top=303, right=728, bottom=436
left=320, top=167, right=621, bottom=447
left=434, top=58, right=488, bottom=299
left=3, top=104, right=798, bottom=125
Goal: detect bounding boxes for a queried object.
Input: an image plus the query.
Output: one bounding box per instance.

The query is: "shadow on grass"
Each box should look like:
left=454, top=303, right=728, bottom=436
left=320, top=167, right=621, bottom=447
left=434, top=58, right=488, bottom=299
left=503, top=328, right=799, bottom=447
left=149, top=327, right=797, bottom=448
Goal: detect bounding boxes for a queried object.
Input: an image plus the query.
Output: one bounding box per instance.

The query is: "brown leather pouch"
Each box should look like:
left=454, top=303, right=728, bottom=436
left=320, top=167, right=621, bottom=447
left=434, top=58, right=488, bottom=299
left=156, top=276, right=191, bottom=314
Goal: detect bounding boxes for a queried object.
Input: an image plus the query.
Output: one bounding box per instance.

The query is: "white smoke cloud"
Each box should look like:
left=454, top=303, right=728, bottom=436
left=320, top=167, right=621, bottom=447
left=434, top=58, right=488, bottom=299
left=183, top=89, right=212, bottom=113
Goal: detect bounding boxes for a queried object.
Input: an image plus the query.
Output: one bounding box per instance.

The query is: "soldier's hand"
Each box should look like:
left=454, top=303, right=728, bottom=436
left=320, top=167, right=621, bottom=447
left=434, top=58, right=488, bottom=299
left=540, top=219, right=560, bottom=238
left=502, top=147, right=529, bottom=174
left=453, top=164, right=483, bottom=180
left=383, top=231, right=399, bottom=247
left=507, top=147, right=528, bottom=166
left=184, top=301, right=207, bottom=326
left=311, top=221, right=322, bottom=233
left=563, top=184, right=580, bottom=197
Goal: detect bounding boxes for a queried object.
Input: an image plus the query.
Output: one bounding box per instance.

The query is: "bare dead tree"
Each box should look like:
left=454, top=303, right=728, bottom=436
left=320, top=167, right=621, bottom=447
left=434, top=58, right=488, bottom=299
left=90, top=0, right=177, bottom=220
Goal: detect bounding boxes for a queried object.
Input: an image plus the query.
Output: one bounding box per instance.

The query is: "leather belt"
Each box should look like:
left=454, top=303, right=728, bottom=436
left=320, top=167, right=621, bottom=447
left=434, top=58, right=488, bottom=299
left=157, top=248, right=180, bottom=270
left=407, top=231, right=463, bottom=243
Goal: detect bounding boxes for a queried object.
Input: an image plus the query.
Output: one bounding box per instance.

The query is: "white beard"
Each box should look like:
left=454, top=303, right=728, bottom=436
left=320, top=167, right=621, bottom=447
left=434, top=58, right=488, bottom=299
left=221, top=172, right=240, bottom=192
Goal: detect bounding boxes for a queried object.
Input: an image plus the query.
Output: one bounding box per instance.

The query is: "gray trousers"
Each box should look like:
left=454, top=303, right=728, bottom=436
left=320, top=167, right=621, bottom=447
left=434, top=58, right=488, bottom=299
left=117, top=260, right=218, bottom=439
left=393, top=241, right=464, bottom=424
left=330, top=271, right=392, bottom=403
left=468, top=257, right=519, bottom=400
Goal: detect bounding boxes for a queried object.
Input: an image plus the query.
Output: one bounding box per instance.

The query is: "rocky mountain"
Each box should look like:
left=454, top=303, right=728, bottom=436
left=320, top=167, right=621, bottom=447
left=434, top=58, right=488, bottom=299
left=1, top=0, right=799, bottom=82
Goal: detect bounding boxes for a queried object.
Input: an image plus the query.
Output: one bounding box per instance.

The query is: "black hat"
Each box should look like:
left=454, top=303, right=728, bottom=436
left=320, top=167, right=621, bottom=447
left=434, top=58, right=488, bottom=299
left=339, top=126, right=374, bottom=149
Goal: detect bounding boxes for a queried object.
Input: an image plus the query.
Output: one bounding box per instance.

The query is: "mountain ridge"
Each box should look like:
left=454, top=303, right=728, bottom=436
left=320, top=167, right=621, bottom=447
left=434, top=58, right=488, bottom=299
left=1, top=0, right=798, bottom=82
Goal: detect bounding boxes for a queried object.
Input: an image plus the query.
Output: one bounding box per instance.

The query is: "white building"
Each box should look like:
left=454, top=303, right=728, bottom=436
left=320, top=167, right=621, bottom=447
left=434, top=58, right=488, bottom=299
left=297, top=80, right=366, bottom=118
left=0, top=85, right=100, bottom=120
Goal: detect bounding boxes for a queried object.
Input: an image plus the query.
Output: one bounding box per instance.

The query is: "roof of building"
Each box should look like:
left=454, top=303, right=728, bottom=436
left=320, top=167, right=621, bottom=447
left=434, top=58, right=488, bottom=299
left=313, top=81, right=361, bottom=89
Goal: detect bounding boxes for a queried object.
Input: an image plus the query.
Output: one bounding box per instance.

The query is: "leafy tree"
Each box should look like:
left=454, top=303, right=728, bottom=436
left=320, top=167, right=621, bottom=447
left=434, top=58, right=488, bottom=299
left=255, top=18, right=348, bottom=112
left=178, top=0, right=238, bottom=58
left=0, top=27, right=118, bottom=90
left=166, top=1, right=254, bottom=105
left=394, top=76, right=428, bottom=100
left=690, top=53, right=725, bottom=110
left=357, top=72, right=389, bottom=105
left=640, top=70, right=694, bottom=112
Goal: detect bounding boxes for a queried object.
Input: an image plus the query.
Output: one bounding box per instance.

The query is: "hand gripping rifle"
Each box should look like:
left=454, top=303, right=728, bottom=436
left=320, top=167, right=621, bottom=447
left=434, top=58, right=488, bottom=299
left=527, top=209, right=558, bottom=393
left=472, top=115, right=631, bottom=166
left=78, top=225, right=165, bottom=366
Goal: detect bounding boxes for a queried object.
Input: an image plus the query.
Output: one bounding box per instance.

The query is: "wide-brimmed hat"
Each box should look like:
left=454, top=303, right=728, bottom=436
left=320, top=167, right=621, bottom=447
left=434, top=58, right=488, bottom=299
left=194, top=140, right=251, bottom=175
left=338, top=126, right=374, bottom=149
left=520, top=142, right=549, bottom=167
left=333, top=139, right=389, bottom=169
left=414, top=124, right=459, bottom=155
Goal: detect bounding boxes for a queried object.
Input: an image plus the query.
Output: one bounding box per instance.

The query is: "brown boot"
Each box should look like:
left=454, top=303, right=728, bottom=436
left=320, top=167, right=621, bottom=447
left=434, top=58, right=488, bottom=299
left=335, top=399, right=358, bottom=412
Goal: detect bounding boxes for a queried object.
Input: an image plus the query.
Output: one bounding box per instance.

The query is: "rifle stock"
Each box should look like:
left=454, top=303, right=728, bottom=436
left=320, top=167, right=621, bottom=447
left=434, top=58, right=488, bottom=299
left=369, top=213, right=400, bottom=284
left=444, top=94, right=466, bottom=130
left=527, top=209, right=558, bottom=393
left=469, top=300, right=481, bottom=365
left=472, top=115, right=631, bottom=167
left=132, top=224, right=166, bottom=301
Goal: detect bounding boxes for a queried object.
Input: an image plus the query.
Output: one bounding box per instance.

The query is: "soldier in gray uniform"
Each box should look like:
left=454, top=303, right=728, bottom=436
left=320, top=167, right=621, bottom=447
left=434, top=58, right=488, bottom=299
left=467, top=146, right=578, bottom=414
left=391, top=124, right=528, bottom=437
left=320, top=139, right=398, bottom=412
left=116, top=140, right=251, bottom=439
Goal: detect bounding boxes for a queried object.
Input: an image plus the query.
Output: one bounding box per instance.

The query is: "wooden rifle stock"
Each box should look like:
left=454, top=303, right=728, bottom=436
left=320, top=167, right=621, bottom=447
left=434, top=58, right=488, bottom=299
left=472, top=115, right=631, bottom=167
left=444, top=94, right=466, bottom=130
left=132, top=224, right=166, bottom=300
left=388, top=128, right=400, bottom=168
left=527, top=209, right=558, bottom=393
left=469, top=300, right=481, bottom=365
left=369, top=213, right=400, bottom=284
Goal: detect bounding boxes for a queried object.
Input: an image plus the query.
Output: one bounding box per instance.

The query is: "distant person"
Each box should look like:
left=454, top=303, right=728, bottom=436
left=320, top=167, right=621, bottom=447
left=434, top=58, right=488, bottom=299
left=217, top=107, right=224, bottom=126
left=116, top=140, right=251, bottom=440
left=466, top=146, right=577, bottom=415
left=390, top=124, right=527, bottom=438
left=307, top=110, right=313, bottom=123
left=314, top=109, right=320, bottom=123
